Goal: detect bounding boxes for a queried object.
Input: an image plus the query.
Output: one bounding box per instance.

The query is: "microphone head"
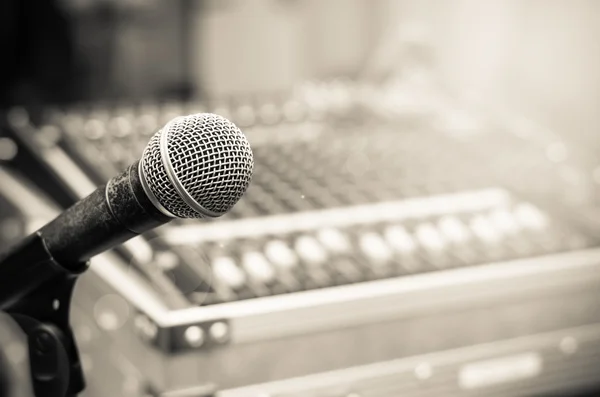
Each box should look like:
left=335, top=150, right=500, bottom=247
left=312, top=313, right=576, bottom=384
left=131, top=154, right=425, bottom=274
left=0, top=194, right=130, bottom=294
left=139, top=113, right=254, bottom=218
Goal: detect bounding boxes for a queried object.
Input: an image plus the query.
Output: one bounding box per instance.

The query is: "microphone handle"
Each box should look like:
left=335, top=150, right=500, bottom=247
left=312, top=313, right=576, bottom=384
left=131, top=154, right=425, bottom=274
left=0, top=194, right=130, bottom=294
left=39, top=161, right=172, bottom=271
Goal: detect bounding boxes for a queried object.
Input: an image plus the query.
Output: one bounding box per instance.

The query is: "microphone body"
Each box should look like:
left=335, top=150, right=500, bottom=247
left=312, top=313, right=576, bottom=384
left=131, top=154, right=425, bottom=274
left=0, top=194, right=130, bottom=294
left=40, top=161, right=172, bottom=270
left=0, top=112, right=253, bottom=308
left=0, top=161, right=172, bottom=308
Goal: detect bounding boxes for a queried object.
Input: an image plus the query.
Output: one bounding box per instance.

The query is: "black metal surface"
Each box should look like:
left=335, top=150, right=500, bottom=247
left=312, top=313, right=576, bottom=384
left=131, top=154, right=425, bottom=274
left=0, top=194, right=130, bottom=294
left=39, top=163, right=172, bottom=269
left=40, top=186, right=124, bottom=269
left=0, top=233, right=86, bottom=310
left=106, top=161, right=172, bottom=234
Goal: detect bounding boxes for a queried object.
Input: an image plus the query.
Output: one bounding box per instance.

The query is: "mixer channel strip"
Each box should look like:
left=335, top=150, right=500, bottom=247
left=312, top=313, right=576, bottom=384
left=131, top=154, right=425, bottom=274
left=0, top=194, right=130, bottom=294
left=161, top=196, right=597, bottom=306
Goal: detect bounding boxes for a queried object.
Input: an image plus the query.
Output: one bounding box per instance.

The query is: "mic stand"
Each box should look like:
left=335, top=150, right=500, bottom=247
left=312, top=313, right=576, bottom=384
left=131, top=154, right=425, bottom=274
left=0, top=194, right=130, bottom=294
left=0, top=233, right=87, bottom=397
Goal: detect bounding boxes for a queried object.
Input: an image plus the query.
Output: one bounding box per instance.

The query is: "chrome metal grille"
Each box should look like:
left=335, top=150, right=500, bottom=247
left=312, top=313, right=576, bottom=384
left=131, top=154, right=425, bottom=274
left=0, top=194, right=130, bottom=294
left=141, top=114, right=254, bottom=218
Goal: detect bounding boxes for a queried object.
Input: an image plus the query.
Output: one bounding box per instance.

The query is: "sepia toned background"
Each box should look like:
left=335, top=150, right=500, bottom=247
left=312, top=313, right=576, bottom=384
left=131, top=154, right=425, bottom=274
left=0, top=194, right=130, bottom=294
left=1, top=1, right=600, bottom=397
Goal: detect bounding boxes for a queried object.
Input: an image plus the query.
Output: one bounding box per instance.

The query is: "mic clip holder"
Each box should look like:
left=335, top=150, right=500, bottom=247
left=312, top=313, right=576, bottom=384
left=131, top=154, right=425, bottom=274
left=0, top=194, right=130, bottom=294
left=0, top=233, right=87, bottom=397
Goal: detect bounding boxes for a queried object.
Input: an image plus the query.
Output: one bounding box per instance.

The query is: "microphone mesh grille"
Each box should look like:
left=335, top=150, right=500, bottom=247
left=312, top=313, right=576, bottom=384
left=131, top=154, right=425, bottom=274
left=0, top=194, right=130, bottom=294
left=141, top=114, right=254, bottom=218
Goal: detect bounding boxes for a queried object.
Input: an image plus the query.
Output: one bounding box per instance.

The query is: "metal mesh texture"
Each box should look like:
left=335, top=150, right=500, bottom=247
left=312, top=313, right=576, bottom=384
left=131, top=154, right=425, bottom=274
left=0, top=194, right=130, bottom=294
left=141, top=114, right=254, bottom=218
left=141, top=128, right=192, bottom=217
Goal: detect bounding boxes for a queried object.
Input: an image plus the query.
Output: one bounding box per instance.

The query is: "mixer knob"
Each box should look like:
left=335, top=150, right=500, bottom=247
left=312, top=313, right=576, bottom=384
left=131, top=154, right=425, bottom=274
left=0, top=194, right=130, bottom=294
left=415, top=223, right=447, bottom=251
left=242, top=251, right=276, bottom=284
left=514, top=203, right=550, bottom=231
left=359, top=232, right=393, bottom=264
left=264, top=240, right=298, bottom=270
left=469, top=215, right=502, bottom=244
left=294, top=236, right=328, bottom=265
left=384, top=225, right=417, bottom=254
left=488, top=209, right=520, bottom=235
left=317, top=228, right=351, bottom=254
left=212, top=256, right=246, bottom=290
left=438, top=216, right=471, bottom=243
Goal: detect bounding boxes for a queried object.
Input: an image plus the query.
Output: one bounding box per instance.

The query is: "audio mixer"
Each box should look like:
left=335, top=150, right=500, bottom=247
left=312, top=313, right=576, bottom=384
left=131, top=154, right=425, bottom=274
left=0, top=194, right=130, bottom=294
left=2, top=84, right=600, bottom=397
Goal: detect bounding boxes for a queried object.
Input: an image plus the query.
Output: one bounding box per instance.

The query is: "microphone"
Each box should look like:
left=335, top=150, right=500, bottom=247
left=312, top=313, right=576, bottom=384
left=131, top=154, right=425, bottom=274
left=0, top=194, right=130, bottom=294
left=0, top=113, right=254, bottom=307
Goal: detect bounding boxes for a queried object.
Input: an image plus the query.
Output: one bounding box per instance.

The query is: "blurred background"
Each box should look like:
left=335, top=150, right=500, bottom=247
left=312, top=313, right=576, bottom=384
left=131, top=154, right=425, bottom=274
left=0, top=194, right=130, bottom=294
left=3, top=0, right=599, bottom=141
left=1, top=1, right=600, bottom=396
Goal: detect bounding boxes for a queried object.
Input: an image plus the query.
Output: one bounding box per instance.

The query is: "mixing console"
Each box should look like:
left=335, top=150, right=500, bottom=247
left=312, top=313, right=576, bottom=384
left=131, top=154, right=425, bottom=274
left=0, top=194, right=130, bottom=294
left=27, top=90, right=599, bottom=311
left=2, top=85, right=600, bottom=397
